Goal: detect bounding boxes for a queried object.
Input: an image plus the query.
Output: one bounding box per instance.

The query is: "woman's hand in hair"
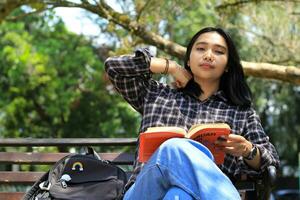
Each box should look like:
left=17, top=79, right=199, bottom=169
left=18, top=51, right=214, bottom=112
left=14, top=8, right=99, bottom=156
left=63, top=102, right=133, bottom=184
left=168, top=61, right=192, bottom=88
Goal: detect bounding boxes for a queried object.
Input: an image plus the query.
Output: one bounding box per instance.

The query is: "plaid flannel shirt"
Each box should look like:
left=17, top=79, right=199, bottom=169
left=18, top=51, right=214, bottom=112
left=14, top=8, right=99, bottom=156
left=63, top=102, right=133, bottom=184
left=104, top=48, right=279, bottom=189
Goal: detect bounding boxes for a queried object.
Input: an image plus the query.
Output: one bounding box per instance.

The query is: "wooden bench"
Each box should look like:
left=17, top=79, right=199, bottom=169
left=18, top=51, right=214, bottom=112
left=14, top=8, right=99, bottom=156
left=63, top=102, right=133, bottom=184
left=0, top=138, right=275, bottom=200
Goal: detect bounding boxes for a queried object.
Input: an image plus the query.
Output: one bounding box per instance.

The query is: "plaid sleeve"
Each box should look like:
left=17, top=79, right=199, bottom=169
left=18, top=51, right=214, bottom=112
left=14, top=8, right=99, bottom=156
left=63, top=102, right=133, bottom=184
left=242, top=108, right=280, bottom=172
left=104, top=48, right=152, bottom=113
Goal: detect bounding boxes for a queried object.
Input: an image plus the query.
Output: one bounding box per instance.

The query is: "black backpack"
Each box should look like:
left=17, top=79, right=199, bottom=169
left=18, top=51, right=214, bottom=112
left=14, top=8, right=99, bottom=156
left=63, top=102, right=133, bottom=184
left=23, top=147, right=127, bottom=200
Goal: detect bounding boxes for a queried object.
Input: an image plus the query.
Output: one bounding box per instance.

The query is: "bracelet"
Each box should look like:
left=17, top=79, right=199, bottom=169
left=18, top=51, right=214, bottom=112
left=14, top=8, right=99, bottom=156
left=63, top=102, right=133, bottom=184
left=243, top=144, right=258, bottom=160
left=162, top=58, right=169, bottom=74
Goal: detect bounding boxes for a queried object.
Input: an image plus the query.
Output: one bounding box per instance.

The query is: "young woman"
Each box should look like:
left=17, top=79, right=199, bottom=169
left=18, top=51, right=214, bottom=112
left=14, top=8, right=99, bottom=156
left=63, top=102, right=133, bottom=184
left=105, top=27, right=279, bottom=200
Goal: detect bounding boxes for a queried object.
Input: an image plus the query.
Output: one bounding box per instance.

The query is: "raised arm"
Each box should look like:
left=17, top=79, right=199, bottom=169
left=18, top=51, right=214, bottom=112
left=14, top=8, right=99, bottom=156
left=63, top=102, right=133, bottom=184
left=104, top=49, right=152, bottom=113
left=150, top=58, right=192, bottom=88
left=105, top=48, right=191, bottom=113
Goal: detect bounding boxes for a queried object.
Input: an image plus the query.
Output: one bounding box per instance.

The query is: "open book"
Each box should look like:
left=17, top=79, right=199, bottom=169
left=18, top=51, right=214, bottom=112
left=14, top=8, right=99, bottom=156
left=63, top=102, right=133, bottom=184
left=138, top=123, right=230, bottom=165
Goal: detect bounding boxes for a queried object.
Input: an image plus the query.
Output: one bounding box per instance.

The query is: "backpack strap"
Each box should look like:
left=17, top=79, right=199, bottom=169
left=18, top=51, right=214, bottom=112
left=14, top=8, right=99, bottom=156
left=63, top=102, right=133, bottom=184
left=81, top=146, right=102, bottom=160
left=22, top=172, right=49, bottom=200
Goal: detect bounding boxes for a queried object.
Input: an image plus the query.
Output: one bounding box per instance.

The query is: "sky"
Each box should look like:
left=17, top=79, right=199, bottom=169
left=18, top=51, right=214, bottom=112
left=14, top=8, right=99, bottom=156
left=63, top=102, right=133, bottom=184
left=54, top=1, right=122, bottom=45
left=54, top=7, right=100, bottom=37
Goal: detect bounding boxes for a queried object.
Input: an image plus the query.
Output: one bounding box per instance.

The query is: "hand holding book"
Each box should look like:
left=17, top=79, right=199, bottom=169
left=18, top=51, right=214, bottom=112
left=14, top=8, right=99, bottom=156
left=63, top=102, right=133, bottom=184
left=214, top=134, right=255, bottom=159
left=138, top=123, right=231, bottom=164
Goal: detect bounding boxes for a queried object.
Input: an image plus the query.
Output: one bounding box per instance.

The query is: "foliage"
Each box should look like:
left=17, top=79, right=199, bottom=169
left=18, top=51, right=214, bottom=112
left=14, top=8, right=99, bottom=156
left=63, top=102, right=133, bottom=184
left=217, top=1, right=300, bottom=65
left=0, top=9, right=140, bottom=139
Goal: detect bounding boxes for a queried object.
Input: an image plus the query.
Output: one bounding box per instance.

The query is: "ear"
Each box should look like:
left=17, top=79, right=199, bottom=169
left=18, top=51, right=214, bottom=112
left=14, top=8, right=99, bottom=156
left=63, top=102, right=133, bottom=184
left=187, top=60, right=190, bottom=66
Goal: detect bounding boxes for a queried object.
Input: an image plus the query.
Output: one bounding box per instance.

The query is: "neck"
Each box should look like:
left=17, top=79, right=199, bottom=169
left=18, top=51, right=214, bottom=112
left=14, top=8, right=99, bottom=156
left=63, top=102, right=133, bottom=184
left=194, top=78, right=220, bottom=101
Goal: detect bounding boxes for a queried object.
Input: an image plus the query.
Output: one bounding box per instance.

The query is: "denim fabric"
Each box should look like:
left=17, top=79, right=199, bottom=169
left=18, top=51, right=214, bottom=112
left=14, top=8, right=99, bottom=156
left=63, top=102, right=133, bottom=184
left=162, top=187, right=194, bottom=200
left=124, top=138, right=241, bottom=200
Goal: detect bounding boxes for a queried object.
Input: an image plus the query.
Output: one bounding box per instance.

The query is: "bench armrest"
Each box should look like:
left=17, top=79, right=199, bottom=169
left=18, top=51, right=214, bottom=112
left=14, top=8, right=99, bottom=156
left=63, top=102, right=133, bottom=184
left=256, top=165, right=277, bottom=200
left=265, top=165, right=277, bottom=187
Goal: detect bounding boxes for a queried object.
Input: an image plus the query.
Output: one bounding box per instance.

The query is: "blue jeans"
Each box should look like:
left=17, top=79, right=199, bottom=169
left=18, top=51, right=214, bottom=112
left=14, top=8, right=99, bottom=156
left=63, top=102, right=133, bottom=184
left=124, top=138, right=241, bottom=200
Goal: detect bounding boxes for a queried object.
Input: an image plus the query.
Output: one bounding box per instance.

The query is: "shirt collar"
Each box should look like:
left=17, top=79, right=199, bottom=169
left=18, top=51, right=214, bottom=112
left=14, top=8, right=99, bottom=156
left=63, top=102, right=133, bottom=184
left=179, top=87, right=228, bottom=103
left=211, top=90, right=228, bottom=102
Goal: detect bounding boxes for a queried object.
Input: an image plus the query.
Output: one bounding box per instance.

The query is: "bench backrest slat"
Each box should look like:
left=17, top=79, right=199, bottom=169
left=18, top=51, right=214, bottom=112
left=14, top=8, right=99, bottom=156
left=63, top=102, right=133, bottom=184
left=0, top=192, right=24, bottom=200
left=0, top=172, right=44, bottom=184
left=0, top=138, right=137, bottom=147
left=0, top=152, right=134, bottom=165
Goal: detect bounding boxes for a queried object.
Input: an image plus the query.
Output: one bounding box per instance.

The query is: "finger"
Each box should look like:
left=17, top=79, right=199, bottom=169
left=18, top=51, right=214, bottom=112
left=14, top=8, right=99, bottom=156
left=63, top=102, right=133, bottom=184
left=215, top=141, right=236, bottom=148
left=176, top=80, right=183, bottom=88
left=215, top=135, right=229, bottom=145
left=218, top=139, right=238, bottom=146
left=223, top=145, right=246, bottom=157
left=227, top=134, right=245, bottom=142
left=215, top=140, right=244, bottom=151
left=223, top=147, right=241, bottom=157
left=183, top=71, right=192, bottom=80
left=216, top=135, right=229, bottom=142
left=223, top=146, right=234, bottom=152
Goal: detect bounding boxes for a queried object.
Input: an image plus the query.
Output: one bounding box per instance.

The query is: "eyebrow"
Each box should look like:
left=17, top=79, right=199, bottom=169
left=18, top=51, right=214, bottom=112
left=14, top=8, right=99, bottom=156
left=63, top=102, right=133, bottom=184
left=195, top=42, right=227, bottom=51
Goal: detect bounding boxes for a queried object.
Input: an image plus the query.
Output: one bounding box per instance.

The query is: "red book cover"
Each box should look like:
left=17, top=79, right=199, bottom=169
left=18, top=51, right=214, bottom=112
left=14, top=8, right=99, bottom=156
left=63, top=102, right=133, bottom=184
left=138, top=123, right=231, bottom=164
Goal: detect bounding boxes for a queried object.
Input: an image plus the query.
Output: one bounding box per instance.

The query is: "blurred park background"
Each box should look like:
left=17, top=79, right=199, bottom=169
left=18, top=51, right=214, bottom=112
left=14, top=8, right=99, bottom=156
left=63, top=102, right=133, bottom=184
left=0, top=0, right=299, bottom=192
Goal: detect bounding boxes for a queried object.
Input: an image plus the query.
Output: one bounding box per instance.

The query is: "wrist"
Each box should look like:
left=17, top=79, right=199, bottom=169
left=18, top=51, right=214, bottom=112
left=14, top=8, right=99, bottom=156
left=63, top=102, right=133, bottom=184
left=243, top=143, right=258, bottom=160
left=243, top=142, right=252, bottom=157
left=168, top=60, right=179, bottom=75
left=161, top=58, right=169, bottom=74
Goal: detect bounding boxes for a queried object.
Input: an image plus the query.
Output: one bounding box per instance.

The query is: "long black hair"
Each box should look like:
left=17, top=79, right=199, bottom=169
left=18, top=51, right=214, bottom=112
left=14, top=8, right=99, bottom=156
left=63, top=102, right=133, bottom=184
left=180, top=27, right=252, bottom=107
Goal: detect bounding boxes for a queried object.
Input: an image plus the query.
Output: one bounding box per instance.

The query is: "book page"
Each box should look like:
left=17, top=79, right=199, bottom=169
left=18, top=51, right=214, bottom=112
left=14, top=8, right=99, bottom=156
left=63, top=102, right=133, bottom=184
left=145, top=126, right=187, bottom=135
left=187, top=123, right=230, bottom=138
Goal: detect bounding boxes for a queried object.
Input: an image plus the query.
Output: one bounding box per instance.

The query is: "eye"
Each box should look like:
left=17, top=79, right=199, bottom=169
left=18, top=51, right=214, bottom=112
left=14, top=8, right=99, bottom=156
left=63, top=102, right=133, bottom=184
left=215, top=50, right=225, bottom=55
left=196, top=47, right=205, bottom=51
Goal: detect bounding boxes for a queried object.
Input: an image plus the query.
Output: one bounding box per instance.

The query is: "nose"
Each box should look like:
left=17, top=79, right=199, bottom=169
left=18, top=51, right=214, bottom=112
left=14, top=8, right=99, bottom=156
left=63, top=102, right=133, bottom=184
left=203, top=49, right=214, bottom=62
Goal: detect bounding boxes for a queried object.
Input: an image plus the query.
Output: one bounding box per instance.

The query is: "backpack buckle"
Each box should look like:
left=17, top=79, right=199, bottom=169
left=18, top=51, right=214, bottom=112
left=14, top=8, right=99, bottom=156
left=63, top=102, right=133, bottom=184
left=39, top=181, right=51, bottom=191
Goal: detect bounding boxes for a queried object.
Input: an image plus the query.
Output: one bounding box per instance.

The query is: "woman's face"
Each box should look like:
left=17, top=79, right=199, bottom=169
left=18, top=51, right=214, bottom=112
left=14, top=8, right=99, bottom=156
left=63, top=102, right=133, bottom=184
left=188, top=31, right=228, bottom=83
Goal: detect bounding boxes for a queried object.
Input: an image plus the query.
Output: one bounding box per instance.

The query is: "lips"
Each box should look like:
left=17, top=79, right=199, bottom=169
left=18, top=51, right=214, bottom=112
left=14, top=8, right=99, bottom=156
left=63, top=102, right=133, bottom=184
left=199, top=63, right=214, bottom=69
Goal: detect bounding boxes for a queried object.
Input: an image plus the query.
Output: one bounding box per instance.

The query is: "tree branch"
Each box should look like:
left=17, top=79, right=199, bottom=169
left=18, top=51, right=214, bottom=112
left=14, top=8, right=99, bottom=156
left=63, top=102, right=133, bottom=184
left=94, top=0, right=186, bottom=59
left=6, top=6, right=52, bottom=21
left=291, top=12, right=300, bottom=15
left=242, top=61, right=300, bottom=84
left=216, top=0, right=251, bottom=10
left=0, top=0, right=33, bottom=22
left=136, top=0, right=152, bottom=22
left=1, top=0, right=300, bottom=85
left=216, top=0, right=300, bottom=10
